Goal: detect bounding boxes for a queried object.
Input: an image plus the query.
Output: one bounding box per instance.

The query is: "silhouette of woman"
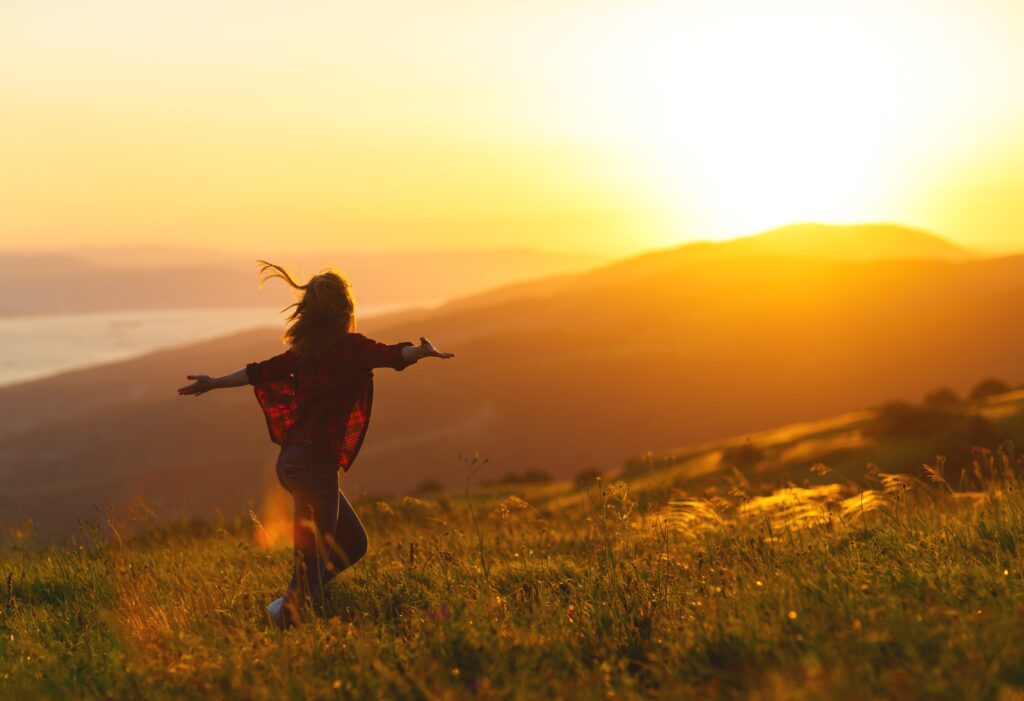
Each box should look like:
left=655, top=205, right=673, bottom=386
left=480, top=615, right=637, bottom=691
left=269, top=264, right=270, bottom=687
left=177, top=261, right=453, bottom=628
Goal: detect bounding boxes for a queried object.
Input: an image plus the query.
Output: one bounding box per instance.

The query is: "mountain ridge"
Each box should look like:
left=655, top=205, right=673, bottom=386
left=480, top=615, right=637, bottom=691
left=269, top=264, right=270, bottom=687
left=2, top=223, right=1021, bottom=532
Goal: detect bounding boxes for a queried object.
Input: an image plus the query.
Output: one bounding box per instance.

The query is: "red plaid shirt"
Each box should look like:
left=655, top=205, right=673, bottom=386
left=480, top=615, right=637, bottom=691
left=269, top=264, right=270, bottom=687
left=245, top=332, right=415, bottom=472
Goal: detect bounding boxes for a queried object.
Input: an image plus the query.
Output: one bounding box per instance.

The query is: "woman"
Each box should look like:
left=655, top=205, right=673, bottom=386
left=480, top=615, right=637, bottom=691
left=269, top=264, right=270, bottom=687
left=177, top=261, right=454, bottom=629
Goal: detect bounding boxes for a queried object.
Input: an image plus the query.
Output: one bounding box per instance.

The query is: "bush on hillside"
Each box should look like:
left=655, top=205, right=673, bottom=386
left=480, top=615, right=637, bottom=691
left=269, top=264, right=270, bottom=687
left=868, top=401, right=953, bottom=437
left=484, top=469, right=552, bottom=485
left=969, top=378, right=1012, bottom=401
left=720, top=442, right=764, bottom=472
left=413, top=479, right=444, bottom=495
left=574, top=467, right=603, bottom=487
left=923, top=386, right=962, bottom=411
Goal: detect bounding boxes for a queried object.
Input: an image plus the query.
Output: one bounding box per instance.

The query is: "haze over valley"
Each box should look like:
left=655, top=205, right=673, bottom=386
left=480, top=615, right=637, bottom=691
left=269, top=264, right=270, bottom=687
left=3, top=223, right=1021, bottom=532
left=0, top=247, right=605, bottom=317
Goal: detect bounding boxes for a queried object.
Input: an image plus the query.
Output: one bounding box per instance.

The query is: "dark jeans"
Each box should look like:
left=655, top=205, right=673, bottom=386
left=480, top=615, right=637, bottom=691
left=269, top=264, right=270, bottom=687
left=275, top=441, right=368, bottom=623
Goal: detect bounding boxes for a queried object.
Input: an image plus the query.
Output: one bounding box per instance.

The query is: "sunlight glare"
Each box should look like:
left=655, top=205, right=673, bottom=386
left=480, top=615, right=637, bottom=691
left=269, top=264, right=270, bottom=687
left=559, top=0, right=1021, bottom=243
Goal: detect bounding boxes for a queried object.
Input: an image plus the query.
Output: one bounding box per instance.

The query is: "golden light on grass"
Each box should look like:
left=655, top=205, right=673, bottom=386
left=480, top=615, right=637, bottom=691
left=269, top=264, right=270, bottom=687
left=7, top=441, right=1024, bottom=698
left=662, top=480, right=907, bottom=538
left=250, top=485, right=294, bottom=550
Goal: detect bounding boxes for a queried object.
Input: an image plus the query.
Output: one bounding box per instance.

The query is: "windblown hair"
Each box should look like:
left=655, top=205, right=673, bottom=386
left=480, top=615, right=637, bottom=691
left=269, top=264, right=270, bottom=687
left=256, top=260, right=356, bottom=356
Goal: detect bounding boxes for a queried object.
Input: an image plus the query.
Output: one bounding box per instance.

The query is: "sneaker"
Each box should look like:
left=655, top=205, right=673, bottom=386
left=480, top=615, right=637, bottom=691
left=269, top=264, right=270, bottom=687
left=266, top=596, right=286, bottom=630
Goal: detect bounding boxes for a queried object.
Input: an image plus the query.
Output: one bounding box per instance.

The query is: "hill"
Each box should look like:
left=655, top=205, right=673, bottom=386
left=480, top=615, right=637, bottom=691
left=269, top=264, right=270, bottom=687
left=5, top=405, right=1024, bottom=699
left=702, top=222, right=968, bottom=261
left=2, top=223, right=1023, bottom=531
left=554, top=222, right=968, bottom=292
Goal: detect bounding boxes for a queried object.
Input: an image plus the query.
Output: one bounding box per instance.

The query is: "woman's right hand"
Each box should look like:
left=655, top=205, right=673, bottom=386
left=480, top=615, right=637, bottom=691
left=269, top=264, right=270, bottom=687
left=177, top=374, right=216, bottom=396
left=417, top=337, right=455, bottom=360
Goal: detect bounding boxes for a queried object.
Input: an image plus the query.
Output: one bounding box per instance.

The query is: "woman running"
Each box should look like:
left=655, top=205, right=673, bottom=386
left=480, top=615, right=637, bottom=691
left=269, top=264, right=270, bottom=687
left=176, top=261, right=454, bottom=629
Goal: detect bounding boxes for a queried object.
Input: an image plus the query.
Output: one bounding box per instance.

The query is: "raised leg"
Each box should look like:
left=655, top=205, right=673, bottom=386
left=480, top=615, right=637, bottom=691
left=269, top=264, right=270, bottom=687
left=322, top=487, right=369, bottom=583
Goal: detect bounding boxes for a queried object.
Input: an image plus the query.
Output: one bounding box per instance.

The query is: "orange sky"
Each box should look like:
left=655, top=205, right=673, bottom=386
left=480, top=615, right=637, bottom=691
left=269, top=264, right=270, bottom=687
left=1, top=0, right=1022, bottom=256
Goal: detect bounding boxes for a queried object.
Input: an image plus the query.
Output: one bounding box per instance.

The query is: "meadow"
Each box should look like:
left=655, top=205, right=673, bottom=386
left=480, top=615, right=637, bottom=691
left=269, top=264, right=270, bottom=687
left=6, top=395, right=1024, bottom=700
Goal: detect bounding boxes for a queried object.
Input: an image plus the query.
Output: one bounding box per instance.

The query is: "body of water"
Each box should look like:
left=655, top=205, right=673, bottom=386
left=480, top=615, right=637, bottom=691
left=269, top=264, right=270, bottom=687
left=0, top=304, right=403, bottom=387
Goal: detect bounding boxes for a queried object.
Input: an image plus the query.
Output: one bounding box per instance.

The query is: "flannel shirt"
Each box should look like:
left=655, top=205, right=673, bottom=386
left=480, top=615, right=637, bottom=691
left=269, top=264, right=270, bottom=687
left=245, top=332, right=415, bottom=472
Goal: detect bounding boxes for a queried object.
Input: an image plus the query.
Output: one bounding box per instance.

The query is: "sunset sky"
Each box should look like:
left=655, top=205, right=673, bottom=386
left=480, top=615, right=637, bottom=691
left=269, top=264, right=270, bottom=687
left=1, top=0, right=1022, bottom=256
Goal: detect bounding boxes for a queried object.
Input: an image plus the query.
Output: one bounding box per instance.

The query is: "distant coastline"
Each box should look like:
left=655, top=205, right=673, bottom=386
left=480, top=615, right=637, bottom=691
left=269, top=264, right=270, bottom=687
left=0, top=302, right=413, bottom=387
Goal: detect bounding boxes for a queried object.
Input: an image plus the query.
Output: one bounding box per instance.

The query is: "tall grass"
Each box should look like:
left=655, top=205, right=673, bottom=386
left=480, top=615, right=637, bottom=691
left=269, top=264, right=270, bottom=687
left=5, top=446, right=1024, bottom=699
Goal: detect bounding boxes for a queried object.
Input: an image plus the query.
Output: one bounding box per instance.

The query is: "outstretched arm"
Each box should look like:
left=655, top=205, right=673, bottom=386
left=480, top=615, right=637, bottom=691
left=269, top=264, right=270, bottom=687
left=401, top=336, right=455, bottom=363
left=177, top=368, right=249, bottom=396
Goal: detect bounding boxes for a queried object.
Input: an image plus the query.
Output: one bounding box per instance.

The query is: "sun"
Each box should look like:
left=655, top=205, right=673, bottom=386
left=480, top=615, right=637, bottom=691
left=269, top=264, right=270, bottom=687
left=625, top=5, right=904, bottom=240
left=667, top=36, right=885, bottom=239
left=552, top=0, right=1000, bottom=244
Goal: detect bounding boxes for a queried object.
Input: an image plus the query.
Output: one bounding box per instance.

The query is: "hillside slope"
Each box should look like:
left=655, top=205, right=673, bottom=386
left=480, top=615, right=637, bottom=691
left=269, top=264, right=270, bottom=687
left=2, top=224, right=1022, bottom=531
left=6, top=407, right=1024, bottom=700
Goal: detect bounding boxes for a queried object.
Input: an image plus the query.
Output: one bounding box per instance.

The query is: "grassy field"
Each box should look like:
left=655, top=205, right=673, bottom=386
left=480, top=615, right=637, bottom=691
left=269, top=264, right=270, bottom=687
left=6, top=395, right=1024, bottom=699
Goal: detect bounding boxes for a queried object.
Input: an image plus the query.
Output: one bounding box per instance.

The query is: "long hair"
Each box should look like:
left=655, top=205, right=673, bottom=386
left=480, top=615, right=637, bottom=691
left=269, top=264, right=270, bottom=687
left=256, top=260, right=356, bottom=356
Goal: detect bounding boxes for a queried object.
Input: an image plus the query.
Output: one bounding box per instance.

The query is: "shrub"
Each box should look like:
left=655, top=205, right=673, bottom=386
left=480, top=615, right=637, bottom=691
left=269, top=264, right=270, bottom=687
left=413, top=479, right=444, bottom=494
left=484, top=469, right=552, bottom=485
left=869, top=401, right=951, bottom=437
left=923, top=386, right=961, bottom=411
left=522, top=468, right=552, bottom=483
left=721, top=442, right=764, bottom=471
left=574, top=467, right=603, bottom=487
left=969, top=378, right=1012, bottom=402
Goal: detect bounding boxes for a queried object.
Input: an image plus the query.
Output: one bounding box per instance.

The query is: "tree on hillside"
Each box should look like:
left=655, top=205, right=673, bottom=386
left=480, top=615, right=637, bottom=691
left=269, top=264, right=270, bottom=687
left=869, top=401, right=950, bottom=437
left=969, top=378, right=1012, bottom=402
left=924, top=386, right=961, bottom=411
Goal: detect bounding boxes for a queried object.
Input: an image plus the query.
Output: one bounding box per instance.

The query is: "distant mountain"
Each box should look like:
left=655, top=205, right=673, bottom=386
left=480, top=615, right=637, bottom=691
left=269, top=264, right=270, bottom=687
left=711, top=222, right=968, bottom=261
left=2, top=223, right=1021, bottom=533
left=0, top=247, right=607, bottom=316
left=280, top=223, right=959, bottom=331
left=560, top=223, right=967, bottom=291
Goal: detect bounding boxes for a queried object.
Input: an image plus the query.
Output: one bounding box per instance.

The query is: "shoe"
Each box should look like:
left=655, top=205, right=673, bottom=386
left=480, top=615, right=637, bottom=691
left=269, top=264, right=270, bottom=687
left=266, top=596, right=286, bottom=630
